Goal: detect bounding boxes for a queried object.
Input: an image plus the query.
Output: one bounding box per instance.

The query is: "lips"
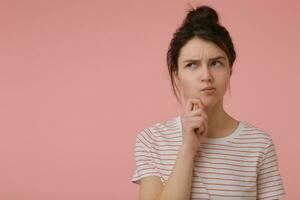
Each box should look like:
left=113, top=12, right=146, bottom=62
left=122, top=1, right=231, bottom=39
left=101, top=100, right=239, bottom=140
left=201, top=87, right=216, bottom=95
left=201, top=86, right=216, bottom=91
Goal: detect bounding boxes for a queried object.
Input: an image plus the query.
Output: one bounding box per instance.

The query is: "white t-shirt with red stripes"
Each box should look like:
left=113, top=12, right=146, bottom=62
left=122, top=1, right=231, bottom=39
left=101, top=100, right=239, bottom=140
left=131, top=115, right=286, bottom=200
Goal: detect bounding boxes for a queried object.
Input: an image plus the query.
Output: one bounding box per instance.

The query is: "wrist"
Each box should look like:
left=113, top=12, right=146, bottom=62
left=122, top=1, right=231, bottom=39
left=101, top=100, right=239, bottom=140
left=180, top=144, right=198, bottom=156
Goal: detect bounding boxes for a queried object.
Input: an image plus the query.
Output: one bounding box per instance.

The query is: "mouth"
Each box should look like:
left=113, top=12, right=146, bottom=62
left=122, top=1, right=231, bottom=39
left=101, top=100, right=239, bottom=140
left=201, top=86, right=216, bottom=91
left=201, top=88, right=216, bottom=94
left=202, top=88, right=216, bottom=91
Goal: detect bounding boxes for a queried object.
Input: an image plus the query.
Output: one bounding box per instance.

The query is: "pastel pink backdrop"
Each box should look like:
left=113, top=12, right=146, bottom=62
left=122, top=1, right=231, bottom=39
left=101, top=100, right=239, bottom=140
left=0, top=0, right=299, bottom=199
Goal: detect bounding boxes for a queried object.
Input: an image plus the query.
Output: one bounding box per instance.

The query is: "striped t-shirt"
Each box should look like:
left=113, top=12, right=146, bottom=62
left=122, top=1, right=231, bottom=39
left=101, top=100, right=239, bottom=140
left=131, top=115, right=286, bottom=200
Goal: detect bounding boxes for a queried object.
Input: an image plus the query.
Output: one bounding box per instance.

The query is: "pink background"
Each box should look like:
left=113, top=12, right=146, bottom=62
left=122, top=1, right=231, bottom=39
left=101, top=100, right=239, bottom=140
left=0, top=0, right=299, bottom=199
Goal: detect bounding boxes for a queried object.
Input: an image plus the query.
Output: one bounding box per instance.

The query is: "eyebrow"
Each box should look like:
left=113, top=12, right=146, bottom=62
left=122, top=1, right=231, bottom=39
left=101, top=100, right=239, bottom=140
left=183, top=56, right=226, bottom=63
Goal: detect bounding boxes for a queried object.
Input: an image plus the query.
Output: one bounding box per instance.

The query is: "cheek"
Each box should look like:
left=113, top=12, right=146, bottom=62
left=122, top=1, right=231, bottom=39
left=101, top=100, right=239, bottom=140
left=216, top=77, right=230, bottom=92
left=180, top=78, right=196, bottom=92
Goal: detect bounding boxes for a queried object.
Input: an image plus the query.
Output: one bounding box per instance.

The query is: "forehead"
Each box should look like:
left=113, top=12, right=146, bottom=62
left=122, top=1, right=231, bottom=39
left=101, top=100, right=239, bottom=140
left=178, top=37, right=227, bottom=62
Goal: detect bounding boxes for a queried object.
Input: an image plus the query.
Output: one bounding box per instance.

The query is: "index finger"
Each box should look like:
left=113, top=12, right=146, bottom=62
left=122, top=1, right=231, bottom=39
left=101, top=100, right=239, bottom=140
left=185, top=98, right=205, bottom=112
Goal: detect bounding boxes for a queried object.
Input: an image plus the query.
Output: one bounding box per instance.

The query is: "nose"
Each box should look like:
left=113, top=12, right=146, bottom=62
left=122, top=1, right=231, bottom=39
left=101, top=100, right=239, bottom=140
left=200, top=65, right=213, bottom=82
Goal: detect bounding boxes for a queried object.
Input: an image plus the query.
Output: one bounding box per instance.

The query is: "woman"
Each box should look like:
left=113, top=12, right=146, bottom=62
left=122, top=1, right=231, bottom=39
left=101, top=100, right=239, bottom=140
left=131, top=5, right=285, bottom=200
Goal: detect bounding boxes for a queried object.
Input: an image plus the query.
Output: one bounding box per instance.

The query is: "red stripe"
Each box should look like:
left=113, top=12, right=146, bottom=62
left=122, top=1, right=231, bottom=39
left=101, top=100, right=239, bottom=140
left=197, top=151, right=260, bottom=158
left=192, top=176, right=256, bottom=183
left=193, top=181, right=256, bottom=187
left=258, top=177, right=282, bottom=185
left=143, top=129, right=156, bottom=142
left=259, top=187, right=284, bottom=195
left=201, top=142, right=265, bottom=149
left=196, top=154, right=259, bottom=163
left=259, top=183, right=282, bottom=190
left=192, top=185, right=256, bottom=192
left=158, top=168, right=256, bottom=178
left=201, top=146, right=263, bottom=154
left=134, top=171, right=160, bottom=178
left=193, top=170, right=256, bottom=178
left=135, top=150, right=149, bottom=154
left=141, top=150, right=261, bottom=158
left=234, top=137, right=269, bottom=140
left=258, top=174, right=280, bottom=181
left=138, top=134, right=152, bottom=148
left=136, top=163, right=153, bottom=168
left=259, top=191, right=285, bottom=199
left=259, top=169, right=277, bottom=176
left=261, top=152, right=275, bottom=163
left=261, top=158, right=276, bottom=167
left=151, top=133, right=181, bottom=139
left=193, top=192, right=256, bottom=198
left=149, top=127, right=180, bottom=133
left=194, top=160, right=257, bottom=168
left=152, top=127, right=180, bottom=132
left=229, top=141, right=269, bottom=145
left=193, top=165, right=256, bottom=173
left=239, top=134, right=254, bottom=136
left=136, top=139, right=151, bottom=149
left=135, top=166, right=157, bottom=173
left=135, top=159, right=152, bottom=163
left=260, top=163, right=278, bottom=171
left=242, top=128, right=263, bottom=132
left=151, top=143, right=181, bottom=148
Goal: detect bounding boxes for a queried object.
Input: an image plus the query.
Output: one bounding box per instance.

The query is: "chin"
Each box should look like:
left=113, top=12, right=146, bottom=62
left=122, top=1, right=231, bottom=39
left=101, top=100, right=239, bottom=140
left=201, top=96, right=219, bottom=107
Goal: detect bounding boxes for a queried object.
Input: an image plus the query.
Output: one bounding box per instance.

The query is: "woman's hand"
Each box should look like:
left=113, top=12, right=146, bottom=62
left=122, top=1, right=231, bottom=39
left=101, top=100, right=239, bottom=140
left=180, top=98, right=208, bottom=154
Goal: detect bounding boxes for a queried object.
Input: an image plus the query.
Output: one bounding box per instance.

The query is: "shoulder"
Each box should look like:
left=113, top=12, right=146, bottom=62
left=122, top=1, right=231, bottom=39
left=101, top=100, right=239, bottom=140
left=241, top=121, right=274, bottom=147
left=136, top=115, right=181, bottom=142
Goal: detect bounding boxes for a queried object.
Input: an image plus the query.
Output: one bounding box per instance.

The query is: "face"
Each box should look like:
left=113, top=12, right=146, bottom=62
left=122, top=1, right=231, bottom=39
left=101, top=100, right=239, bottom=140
left=174, top=37, right=232, bottom=108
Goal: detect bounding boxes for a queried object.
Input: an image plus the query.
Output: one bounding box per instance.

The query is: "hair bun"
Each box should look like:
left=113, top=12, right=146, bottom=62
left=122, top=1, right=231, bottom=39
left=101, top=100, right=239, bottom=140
left=184, top=6, right=219, bottom=27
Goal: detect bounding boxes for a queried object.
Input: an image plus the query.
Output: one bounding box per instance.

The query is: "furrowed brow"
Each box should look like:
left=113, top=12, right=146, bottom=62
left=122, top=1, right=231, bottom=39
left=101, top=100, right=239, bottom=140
left=183, top=56, right=226, bottom=63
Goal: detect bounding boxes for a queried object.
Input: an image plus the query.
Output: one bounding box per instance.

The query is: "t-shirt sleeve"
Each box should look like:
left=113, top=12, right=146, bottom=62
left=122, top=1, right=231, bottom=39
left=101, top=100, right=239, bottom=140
left=257, top=139, right=286, bottom=199
left=131, top=129, right=160, bottom=184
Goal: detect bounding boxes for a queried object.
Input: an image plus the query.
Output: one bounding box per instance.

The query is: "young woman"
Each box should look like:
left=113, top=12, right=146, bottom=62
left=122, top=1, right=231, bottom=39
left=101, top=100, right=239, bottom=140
left=131, top=5, right=286, bottom=200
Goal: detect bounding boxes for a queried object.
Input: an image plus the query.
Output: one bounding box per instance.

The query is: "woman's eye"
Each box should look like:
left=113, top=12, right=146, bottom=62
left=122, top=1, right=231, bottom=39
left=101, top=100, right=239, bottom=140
left=211, top=61, right=222, bottom=67
left=186, top=63, right=197, bottom=69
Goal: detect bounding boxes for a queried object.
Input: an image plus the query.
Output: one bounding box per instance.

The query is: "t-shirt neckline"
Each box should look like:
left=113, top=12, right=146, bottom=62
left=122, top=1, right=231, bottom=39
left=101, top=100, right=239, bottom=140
left=176, top=115, right=245, bottom=143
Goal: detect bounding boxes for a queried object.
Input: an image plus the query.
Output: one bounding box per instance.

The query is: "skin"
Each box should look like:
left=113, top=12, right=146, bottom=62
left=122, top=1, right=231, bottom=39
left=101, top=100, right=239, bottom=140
left=174, top=36, right=239, bottom=139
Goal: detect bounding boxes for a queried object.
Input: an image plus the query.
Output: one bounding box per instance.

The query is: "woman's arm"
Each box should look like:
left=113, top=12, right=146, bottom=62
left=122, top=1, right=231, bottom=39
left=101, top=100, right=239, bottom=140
left=139, top=145, right=196, bottom=200
left=139, top=98, right=207, bottom=200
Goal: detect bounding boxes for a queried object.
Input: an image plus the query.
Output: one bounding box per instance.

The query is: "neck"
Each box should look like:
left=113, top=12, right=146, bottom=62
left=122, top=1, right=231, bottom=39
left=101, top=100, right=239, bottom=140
left=204, top=101, right=231, bottom=138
